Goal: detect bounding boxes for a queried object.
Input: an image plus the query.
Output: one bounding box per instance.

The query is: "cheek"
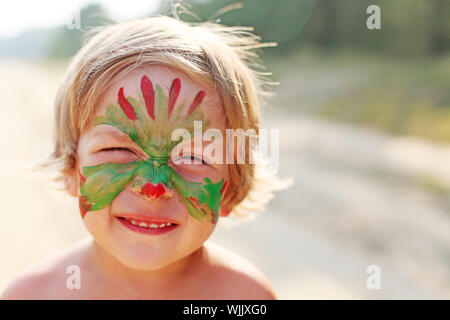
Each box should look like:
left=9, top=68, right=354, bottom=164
left=183, top=216, right=217, bottom=244
left=82, top=209, right=112, bottom=239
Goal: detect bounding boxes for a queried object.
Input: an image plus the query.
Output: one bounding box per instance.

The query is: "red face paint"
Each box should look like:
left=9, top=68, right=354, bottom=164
left=78, top=168, right=86, bottom=184
left=187, top=90, right=206, bottom=118
left=78, top=169, right=91, bottom=217
left=141, top=75, right=155, bottom=120
left=140, top=182, right=167, bottom=200
left=167, top=78, right=181, bottom=119
left=79, top=195, right=92, bottom=218
left=187, top=196, right=199, bottom=206
left=118, top=87, right=139, bottom=120
left=220, top=180, right=228, bottom=195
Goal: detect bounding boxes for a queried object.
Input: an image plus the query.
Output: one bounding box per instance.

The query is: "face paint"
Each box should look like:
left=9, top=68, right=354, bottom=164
left=79, top=76, right=225, bottom=223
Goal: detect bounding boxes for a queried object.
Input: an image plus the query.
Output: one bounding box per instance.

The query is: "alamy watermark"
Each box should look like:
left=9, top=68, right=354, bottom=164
left=171, top=121, right=280, bottom=174
left=66, top=7, right=81, bottom=30
left=366, top=5, right=381, bottom=30
left=366, top=264, right=382, bottom=290
left=66, top=265, right=81, bottom=290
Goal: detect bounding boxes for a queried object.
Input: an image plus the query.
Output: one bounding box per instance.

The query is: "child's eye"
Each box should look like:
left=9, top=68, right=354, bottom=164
left=101, top=147, right=133, bottom=153
left=182, top=155, right=208, bottom=165
left=173, top=155, right=209, bottom=165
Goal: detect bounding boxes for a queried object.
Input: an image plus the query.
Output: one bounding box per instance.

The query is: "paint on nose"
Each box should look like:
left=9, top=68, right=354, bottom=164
left=140, top=182, right=170, bottom=201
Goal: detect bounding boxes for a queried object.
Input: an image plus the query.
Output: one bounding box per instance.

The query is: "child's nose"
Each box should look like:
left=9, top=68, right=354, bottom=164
left=132, top=181, right=173, bottom=201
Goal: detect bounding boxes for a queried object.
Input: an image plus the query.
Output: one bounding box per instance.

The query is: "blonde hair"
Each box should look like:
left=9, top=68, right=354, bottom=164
left=42, top=15, right=283, bottom=217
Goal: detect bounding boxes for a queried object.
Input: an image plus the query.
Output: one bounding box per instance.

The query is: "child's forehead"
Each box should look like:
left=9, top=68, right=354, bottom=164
left=95, top=65, right=224, bottom=124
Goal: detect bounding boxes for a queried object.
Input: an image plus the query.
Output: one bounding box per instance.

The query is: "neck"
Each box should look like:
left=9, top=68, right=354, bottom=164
left=87, top=238, right=204, bottom=292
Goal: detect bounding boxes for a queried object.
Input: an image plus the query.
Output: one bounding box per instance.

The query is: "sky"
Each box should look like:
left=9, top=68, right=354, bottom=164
left=0, top=0, right=163, bottom=38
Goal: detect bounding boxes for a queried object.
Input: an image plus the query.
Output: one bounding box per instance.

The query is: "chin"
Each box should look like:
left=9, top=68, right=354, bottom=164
left=114, top=248, right=178, bottom=271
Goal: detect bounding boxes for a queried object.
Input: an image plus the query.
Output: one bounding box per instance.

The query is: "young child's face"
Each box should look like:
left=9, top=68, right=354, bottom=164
left=69, top=66, right=229, bottom=270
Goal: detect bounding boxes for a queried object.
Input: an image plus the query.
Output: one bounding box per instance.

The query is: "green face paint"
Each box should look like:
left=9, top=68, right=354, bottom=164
left=79, top=76, right=226, bottom=223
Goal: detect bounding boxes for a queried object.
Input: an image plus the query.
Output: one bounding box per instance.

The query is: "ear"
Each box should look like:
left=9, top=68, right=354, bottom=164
left=64, top=169, right=79, bottom=198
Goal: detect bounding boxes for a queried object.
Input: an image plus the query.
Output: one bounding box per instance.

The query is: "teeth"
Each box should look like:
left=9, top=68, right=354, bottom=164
left=125, top=218, right=174, bottom=229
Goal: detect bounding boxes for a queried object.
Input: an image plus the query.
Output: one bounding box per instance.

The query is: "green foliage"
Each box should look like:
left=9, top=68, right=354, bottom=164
left=296, top=0, right=449, bottom=57
left=309, top=54, right=450, bottom=142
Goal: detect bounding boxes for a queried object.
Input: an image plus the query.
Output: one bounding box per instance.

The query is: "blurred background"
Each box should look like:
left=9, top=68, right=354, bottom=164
left=1, top=0, right=449, bottom=299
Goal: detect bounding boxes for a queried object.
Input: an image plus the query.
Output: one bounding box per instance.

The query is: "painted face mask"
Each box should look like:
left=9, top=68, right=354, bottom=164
left=78, top=76, right=226, bottom=223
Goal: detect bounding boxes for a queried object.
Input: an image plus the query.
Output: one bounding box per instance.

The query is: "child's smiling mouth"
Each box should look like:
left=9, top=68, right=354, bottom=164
left=115, top=213, right=179, bottom=235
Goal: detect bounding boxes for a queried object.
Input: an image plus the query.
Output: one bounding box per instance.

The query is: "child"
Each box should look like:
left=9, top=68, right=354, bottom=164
left=2, top=15, right=279, bottom=299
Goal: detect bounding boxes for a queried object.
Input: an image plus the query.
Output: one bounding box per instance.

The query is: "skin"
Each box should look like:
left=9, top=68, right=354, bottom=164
left=2, top=66, right=276, bottom=300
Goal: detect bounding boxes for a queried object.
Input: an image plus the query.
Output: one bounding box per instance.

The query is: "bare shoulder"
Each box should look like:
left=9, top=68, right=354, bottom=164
left=203, top=242, right=276, bottom=300
left=1, top=238, right=91, bottom=300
